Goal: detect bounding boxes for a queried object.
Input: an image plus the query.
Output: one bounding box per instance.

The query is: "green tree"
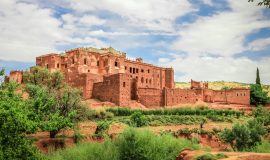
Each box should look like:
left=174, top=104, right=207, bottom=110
left=220, top=120, right=266, bottom=151
left=249, top=0, right=270, bottom=8
left=222, top=86, right=230, bottom=104
left=256, top=67, right=261, bottom=85
left=24, top=67, right=82, bottom=138
left=0, top=81, right=42, bottom=159
left=250, top=84, right=269, bottom=106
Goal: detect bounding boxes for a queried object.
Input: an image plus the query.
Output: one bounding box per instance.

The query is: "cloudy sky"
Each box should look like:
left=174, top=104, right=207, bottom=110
left=0, top=0, right=270, bottom=84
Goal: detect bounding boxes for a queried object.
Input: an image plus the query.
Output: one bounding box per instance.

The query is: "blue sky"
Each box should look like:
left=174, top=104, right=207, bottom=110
left=0, top=0, right=270, bottom=84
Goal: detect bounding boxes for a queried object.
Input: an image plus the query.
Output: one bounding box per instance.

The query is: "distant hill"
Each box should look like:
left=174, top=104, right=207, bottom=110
left=175, top=81, right=270, bottom=96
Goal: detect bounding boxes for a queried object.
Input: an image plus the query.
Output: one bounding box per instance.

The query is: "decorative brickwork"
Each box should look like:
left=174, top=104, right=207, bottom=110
left=6, top=47, right=250, bottom=107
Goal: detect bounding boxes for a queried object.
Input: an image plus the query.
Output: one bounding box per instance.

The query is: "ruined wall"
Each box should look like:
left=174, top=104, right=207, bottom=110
left=8, top=71, right=23, bottom=84
left=165, top=88, right=198, bottom=106
left=137, top=88, right=164, bottom=107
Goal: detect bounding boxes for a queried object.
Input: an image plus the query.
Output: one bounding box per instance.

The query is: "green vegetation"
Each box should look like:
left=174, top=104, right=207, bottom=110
left=106, top=107, right=243, bottom=117
left=194, top=153, right=228, bottom=160
left=95, top=121, right=111, bottom=138
left=48, top=128, right=200, bottom=160
left=0, top=81, right=42, bottom=159
left=130, top=111, right=148, bottom=127
left=24, top=66, right=84, bottom=138
left=250, top=84, right=270, bottom=106
left=220, top=119, right=266, bottom=151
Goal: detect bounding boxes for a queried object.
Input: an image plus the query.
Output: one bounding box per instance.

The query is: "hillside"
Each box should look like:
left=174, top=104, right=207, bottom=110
left=175, top=81, right=270, bottom=96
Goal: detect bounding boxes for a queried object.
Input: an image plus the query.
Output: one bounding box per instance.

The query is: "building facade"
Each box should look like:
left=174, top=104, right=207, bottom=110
left=6, top=47, right=250, bottom=107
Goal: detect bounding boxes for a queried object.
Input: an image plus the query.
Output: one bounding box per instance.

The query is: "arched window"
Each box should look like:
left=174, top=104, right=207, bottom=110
left=97, top=60, right=99, bottom=66
left=146, top=79, right=148, bottom=83
left=115, top=61, right=118, bottom=67
left=141, top=77, right=144, bottom=83
left=57, top=63, right=59, bottom=68
left=84, top=58, right=87, bottom=65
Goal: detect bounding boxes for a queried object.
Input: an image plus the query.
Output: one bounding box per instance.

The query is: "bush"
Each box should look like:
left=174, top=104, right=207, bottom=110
left=195, top=153, right=228, bottom=160
left=48, top=128, right=200, bottom=160
left=95, top=121, right=111, bottom=138
left=220, top=119, right=266, bottom=151
left=116, top=129, right=199, bottom=160
left=106, top=107, right=243, bottom=118
left=130, top=112, right=148, bottom=127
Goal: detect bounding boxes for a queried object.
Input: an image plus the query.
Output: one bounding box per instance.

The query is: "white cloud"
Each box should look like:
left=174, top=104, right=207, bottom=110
left=66, top=0, right=195, bottom=33
left=0, top=0, right=107, bottom=61
left=248, top=37, right=270, bottom=51
left=172, top=0, right=270, bottom=57
left=159, top=56, right=270, bottom=84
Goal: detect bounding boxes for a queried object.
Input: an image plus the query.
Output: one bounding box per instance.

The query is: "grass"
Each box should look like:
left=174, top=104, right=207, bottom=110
left=250, top=140, right=270, bottom=153
left=47, top=128, right=200, bottom=160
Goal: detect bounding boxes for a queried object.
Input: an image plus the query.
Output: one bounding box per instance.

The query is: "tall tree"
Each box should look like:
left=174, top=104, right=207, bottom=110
left=256, top=67, right=261, bottom=85
left=249, top=0, right=270, bottom=8
left=24, top=66, right=83, bottom=138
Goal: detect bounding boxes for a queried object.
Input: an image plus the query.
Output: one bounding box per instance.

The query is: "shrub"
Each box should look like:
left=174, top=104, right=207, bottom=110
left=220, top=119, right=266, bottom=151
left=48, top=128, right=200, bottom=160
left=95, top=121, right=111, bottom=138
left=130, top=112, right=148, bottom=127
left=195, top=153, right=228, bottom=160
left=106, top=107, right=243, bottom=118
left=116, top=128, right=199, bottom=160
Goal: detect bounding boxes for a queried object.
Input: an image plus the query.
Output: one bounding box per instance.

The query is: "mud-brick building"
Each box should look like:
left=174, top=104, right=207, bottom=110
left=7, top=47, right=250, bottom=107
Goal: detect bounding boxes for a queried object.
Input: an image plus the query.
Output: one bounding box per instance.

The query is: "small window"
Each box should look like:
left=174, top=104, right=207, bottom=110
left=46, top=64, right=49, bottom=68
left=244, top=93, right=245, bottom=96
left=237, top=93, right=238, bottom=96
left=148, top=69, right=150, bottom=73
left=123, top=82, right=126, bottom=87
left=57, top=63, right=59, bottom=68
left=141, top=69, right=144, bottom=73
left=146, top=79, right=148, bottom=83
left=97, top=60, right=99, bottom=66
left=115, top=61, right=118, bottom=67
left=65, top=64, right=67, bottom=68
left=130, top=67, right=132, bottom=73
left=157, top=74, right=159, bottom=78
left=141, top=77, right=144, bottom=83
left=84, top=58, right=87, bottom=65
left=136, top=68, right=139, bottom=73
left=125, top=66, right=127, bottom=70
left=133, top=68, right=135, bottom=74
left=149, top=79, right=152, bottom=84
left=88, top=70, right=90, bottom=72
left=136, top=76, right=138, bottom=80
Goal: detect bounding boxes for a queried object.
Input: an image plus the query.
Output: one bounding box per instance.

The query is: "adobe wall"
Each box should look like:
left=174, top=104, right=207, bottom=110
left=137, top=88, right=164, bottom=107
left=164, top=88, right=198, bottom=106
left=203, top=88, right=250, bottom=105
left=92, top=74, right=132, bottom=106
left=213, top=89, right=250, bottom=105
left=8, top=71, right=23, bottom=84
